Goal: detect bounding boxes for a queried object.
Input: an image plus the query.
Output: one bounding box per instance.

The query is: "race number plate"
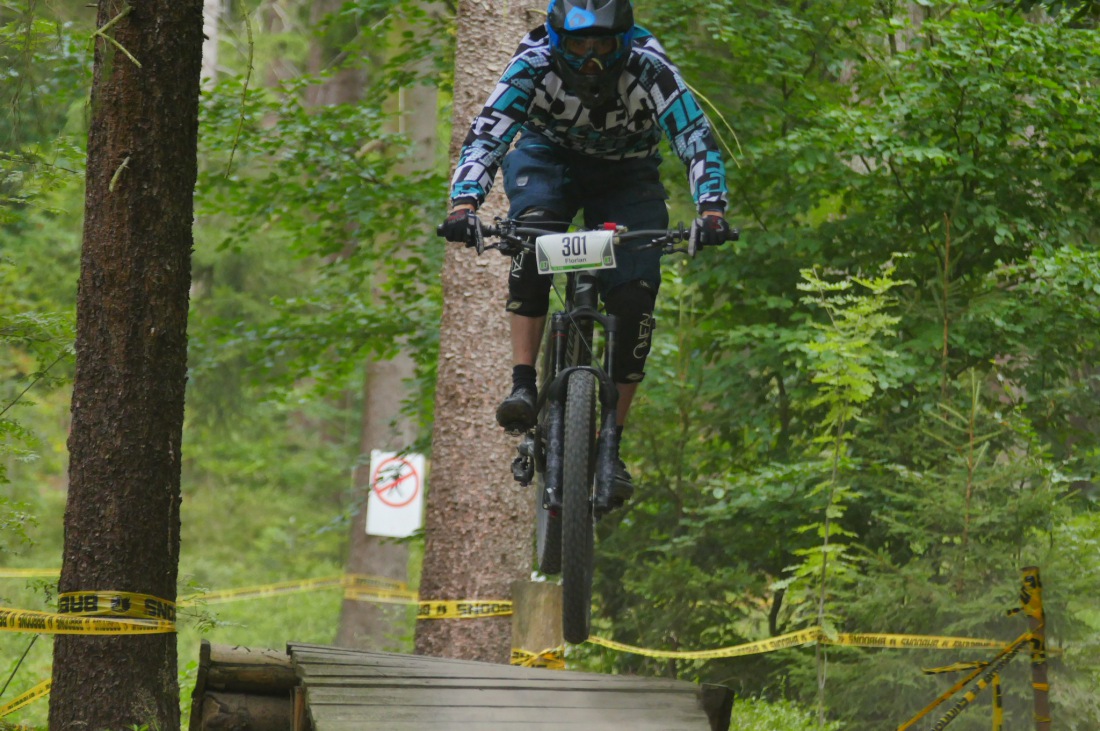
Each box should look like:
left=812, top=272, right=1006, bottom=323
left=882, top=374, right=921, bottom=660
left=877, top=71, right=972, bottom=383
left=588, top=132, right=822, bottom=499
left=534, top=230, right=616, bottom=274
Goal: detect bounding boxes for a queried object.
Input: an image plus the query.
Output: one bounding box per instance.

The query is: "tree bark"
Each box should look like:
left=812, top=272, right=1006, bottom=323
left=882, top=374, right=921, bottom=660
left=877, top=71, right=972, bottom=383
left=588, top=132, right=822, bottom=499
left=414, top=0, right=541, bottom=663
left=336, top=356, right=419, bottom=648
left=49, top=1, right=202, bottom=729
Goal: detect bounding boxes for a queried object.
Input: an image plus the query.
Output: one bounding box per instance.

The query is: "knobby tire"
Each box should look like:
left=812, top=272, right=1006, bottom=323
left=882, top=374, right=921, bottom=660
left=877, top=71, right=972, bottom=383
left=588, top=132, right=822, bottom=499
left=561, top=370, right=596, bottom=644
left=535, top=329, right=561, bottom=575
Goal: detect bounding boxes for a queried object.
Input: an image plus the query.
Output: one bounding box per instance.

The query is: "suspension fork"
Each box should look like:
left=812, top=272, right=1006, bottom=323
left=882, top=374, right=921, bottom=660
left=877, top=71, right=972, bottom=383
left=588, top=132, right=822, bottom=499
left=570, top=272, right=621, bottom=514
left=543, top=293, right=621, bottom=516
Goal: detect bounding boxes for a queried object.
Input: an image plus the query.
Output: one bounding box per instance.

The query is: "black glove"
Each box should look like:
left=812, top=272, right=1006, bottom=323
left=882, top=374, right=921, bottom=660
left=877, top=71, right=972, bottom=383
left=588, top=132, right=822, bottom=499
left=689, top=214, right=731, bottom=253
left=440, top=207, right=478, bottom=246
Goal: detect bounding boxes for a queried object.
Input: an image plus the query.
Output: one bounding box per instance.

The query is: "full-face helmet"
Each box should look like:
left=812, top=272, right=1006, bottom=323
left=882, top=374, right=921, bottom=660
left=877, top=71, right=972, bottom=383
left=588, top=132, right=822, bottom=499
left=546, top=0, right=635, bottom=108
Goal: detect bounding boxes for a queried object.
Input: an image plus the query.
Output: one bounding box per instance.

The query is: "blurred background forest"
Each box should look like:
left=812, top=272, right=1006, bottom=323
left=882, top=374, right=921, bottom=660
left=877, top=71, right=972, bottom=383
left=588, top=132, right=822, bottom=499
left=2, top=0, right=1100, bottom=728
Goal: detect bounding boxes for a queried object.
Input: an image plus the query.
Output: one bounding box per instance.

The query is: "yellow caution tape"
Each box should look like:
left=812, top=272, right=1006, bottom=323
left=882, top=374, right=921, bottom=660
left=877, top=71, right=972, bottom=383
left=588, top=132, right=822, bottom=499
left=0, top=607, right=174, bottom=635
left=4, top=571, right=507, bottom=623
left=916, top=661, right=1003, bottom=731
left=2, top=571, right=411, bottom=607
left=181, top=576, right=348, bottom=606
left=343, top=586, right=420, bottom=605
left=416, top=600, right=513, bottom=620
left=832, top=632, right=1002, bottom=651
left=0, top=569, right=59, bottom=579
left=0, top=679, right=51, bottom=718
left=587, top=627, right=1004, bottom=660
left=345, top=573, right=410, bottom=591
left=588, top=627, right=820, bottom=659
left=511, top=647, right=566, bottom=670
left=924, top=661, right=988, bottom=674
left=58, top=591, right=176, bottom=621
left=897, top=632, right=1031, bottom=731
left=179, top=574, right=409, bottom=606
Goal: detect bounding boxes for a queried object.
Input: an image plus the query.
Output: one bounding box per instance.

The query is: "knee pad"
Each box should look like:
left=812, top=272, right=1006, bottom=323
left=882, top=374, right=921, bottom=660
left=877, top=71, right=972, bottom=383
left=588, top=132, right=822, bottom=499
left=603, top=279, right=657, bottom=384
left=505, top=208, right=568, bottom=317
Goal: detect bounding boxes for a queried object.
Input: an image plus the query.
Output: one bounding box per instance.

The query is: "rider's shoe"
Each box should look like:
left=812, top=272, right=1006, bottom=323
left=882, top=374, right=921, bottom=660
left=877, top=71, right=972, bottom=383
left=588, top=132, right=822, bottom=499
left=496, top=383, right=537, bottom=433
left=610, top=457, right=635, bottom=508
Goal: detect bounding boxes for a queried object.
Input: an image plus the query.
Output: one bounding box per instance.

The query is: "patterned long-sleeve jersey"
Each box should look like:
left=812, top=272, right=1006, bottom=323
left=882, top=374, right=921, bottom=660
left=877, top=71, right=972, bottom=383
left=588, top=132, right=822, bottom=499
left=449, top=25, right=728, bottom=213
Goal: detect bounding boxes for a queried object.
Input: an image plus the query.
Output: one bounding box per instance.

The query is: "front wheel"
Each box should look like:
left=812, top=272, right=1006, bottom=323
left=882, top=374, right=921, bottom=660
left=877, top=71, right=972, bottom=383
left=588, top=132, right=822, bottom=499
left=561, top=370, right=597, bottom=644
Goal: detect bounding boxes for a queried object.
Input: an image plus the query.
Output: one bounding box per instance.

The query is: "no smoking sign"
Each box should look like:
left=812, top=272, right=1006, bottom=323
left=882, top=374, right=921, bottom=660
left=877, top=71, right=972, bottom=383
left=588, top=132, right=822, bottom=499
left=365, top=450, right=426, bottom=538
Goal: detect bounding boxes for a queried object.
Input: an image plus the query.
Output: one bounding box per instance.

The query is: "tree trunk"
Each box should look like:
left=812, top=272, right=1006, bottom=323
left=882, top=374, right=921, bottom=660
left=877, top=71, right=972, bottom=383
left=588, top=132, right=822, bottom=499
left=202, top=0, right=220, bottom=83
left=414, top=0, right=540, bottom=663
left=304, top=0, right=367, bottom=107
left=336, top=4, right=441, bottom=651
left=49, top=1, right=202, bottom=729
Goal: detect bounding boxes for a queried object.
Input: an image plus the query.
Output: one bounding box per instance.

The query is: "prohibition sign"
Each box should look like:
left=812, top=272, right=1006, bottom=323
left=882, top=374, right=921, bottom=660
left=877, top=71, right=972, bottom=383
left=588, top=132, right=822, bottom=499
left=372, top=456, right=420, bottom=508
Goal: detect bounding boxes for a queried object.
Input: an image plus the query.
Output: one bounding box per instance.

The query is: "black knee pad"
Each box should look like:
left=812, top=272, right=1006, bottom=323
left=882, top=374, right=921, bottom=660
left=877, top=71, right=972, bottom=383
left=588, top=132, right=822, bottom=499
left=603, top=279, right=657, bottom=384
left=505, top=208, right=568, bottom=317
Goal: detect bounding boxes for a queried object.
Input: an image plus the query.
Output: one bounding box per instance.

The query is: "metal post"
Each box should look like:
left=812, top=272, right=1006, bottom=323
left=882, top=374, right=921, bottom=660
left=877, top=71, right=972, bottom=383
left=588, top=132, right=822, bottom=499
left=1020, top=567, right=1051, bottom=730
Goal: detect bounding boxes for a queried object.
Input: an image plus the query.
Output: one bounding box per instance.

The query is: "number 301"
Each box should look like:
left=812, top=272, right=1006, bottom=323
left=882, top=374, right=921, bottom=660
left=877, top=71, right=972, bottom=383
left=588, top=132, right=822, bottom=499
left=562, top=235, right=587, bottom=256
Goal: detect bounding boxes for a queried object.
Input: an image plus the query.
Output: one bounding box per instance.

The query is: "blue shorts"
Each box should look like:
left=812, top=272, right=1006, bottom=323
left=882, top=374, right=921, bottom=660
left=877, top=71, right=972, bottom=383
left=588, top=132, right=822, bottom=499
left=501, top=131, right=669, bottom=308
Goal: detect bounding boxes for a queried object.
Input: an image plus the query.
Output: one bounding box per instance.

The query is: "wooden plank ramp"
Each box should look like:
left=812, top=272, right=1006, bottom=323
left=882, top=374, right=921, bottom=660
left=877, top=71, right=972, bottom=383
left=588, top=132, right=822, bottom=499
left=288, top=642, right=732, bottom=731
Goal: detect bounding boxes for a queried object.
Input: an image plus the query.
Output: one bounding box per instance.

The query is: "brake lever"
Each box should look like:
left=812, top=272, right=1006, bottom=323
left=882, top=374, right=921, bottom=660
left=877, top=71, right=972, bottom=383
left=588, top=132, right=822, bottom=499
left=471, top=213, right=486, bottom=255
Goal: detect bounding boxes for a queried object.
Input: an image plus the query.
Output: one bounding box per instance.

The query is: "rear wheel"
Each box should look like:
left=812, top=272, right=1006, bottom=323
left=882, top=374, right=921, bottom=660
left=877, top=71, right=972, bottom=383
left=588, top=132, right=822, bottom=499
left=561, top=370, right=596, bottom=644
left=535, top=327, right=561, bottom=575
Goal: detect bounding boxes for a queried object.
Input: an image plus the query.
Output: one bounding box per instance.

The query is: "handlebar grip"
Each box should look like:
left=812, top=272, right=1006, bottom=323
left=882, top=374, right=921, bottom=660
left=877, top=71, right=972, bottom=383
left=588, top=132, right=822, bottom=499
left=725, top=227, right=740, bottom=243
left=436, top=224, right=445, bottom=237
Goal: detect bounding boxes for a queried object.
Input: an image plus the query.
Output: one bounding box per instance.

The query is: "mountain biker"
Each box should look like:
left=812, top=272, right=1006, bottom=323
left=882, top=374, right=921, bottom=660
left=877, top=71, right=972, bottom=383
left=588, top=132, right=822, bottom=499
left=440, top=0, right=730, bottom=505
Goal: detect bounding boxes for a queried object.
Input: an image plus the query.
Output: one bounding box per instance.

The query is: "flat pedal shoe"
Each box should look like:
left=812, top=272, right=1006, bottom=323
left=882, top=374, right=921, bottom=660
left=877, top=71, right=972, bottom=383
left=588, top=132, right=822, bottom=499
left=496, top=384, right=537, bottom=433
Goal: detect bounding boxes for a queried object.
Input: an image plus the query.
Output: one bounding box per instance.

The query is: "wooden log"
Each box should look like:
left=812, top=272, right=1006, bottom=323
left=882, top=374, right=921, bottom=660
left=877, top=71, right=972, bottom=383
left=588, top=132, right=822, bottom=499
left=205, top=642, right=297, bottom=694
left=510, top=580, right=563, bottom=666
left=200, top=692, right=292, bottom=731
left=189, top=641, right=299, bottom=731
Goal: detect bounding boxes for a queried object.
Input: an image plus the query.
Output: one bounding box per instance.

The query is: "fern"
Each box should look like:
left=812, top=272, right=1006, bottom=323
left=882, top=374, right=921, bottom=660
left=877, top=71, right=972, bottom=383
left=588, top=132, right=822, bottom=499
left=784, top=260, right=908, bottom=723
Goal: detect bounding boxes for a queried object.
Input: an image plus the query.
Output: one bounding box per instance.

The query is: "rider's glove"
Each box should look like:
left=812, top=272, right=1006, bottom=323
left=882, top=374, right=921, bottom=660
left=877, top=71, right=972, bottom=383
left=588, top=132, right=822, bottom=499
left=440, top=207, right=478, bottom=247
left=689, top=213, right=731, bottom=256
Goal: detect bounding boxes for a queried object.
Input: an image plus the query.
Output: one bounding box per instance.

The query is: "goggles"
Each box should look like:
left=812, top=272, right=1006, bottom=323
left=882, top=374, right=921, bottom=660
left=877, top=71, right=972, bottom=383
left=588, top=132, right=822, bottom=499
left=559, top=34, right=624, bottom=71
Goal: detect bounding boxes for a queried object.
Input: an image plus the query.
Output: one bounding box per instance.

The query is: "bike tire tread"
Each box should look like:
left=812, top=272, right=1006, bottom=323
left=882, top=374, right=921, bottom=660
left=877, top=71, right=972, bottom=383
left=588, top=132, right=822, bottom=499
left=561, top=370, right=596, bottom=645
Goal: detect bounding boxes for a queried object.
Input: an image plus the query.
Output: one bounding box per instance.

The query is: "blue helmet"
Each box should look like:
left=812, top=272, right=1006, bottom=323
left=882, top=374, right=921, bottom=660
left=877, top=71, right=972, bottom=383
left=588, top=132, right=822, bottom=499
left=546, top=0, right=635, bottom=108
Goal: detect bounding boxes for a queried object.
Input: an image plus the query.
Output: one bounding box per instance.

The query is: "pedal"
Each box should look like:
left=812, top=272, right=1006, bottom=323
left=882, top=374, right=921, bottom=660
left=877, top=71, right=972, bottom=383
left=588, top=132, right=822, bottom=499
left=512, top=455, right=533, bottom=485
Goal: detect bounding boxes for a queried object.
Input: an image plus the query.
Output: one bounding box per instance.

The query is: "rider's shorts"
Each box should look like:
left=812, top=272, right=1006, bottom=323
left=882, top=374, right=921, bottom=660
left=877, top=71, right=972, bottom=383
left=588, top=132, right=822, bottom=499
left=501, top=130, right=669, bottom=310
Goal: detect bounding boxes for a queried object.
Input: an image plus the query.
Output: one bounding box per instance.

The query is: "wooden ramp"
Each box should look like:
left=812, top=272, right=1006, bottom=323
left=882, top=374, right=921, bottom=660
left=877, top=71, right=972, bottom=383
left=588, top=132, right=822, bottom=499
left=190, top=641, right=732, bottom=731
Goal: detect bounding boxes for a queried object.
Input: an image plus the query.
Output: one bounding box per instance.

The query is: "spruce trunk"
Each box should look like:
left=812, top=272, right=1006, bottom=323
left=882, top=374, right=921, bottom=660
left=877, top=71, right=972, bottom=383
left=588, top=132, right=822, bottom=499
left=49, top=1, right=202, bottom=728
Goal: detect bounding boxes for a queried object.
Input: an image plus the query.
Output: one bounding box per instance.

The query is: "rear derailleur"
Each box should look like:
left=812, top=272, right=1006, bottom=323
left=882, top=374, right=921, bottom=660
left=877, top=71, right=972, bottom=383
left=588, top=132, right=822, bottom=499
left=511, top=432, right=537, bottom=486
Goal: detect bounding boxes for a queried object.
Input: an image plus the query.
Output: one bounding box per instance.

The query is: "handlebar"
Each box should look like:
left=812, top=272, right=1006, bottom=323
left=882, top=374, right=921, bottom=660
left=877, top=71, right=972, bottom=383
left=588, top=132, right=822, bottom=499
left=436, top=215, right=739, bottom=257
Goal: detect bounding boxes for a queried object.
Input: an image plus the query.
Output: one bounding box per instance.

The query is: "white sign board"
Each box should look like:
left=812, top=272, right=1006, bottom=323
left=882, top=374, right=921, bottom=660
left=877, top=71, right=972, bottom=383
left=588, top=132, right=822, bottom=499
left=365, top=450, right=425, bottom=538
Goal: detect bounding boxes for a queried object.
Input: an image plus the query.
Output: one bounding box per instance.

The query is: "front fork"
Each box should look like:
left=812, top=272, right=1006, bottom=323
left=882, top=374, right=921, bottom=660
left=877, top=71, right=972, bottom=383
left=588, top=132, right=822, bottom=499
left=511, top=307, right=620, bottom=517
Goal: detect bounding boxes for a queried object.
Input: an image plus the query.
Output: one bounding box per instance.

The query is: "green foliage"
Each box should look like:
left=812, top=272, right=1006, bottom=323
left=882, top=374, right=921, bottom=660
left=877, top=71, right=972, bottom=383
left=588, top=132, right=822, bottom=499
left=4, top=0, right=1100, bottom=728
left=730, top=697, right=842, bottom=731
left=589, top=2, right=1100, bottom=728
left=0, top=3, right=90, bottom=223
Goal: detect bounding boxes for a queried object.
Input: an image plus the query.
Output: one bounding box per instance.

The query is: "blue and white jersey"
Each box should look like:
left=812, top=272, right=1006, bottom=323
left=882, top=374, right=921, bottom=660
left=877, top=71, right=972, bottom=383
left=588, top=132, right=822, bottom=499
left=450, top=26, right=728, bottom=212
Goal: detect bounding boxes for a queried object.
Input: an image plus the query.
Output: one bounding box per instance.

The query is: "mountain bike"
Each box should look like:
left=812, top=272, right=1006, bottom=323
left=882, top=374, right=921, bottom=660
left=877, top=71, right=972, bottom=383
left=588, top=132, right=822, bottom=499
left=441, top=216, right=738, bottom=644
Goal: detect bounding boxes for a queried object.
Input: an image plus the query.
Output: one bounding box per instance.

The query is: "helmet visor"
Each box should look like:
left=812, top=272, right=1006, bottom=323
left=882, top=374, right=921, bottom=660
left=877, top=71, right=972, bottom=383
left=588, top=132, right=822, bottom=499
left=563, top=35, right=620, bottom=57
left=559, top=33, right=624, bottom=72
